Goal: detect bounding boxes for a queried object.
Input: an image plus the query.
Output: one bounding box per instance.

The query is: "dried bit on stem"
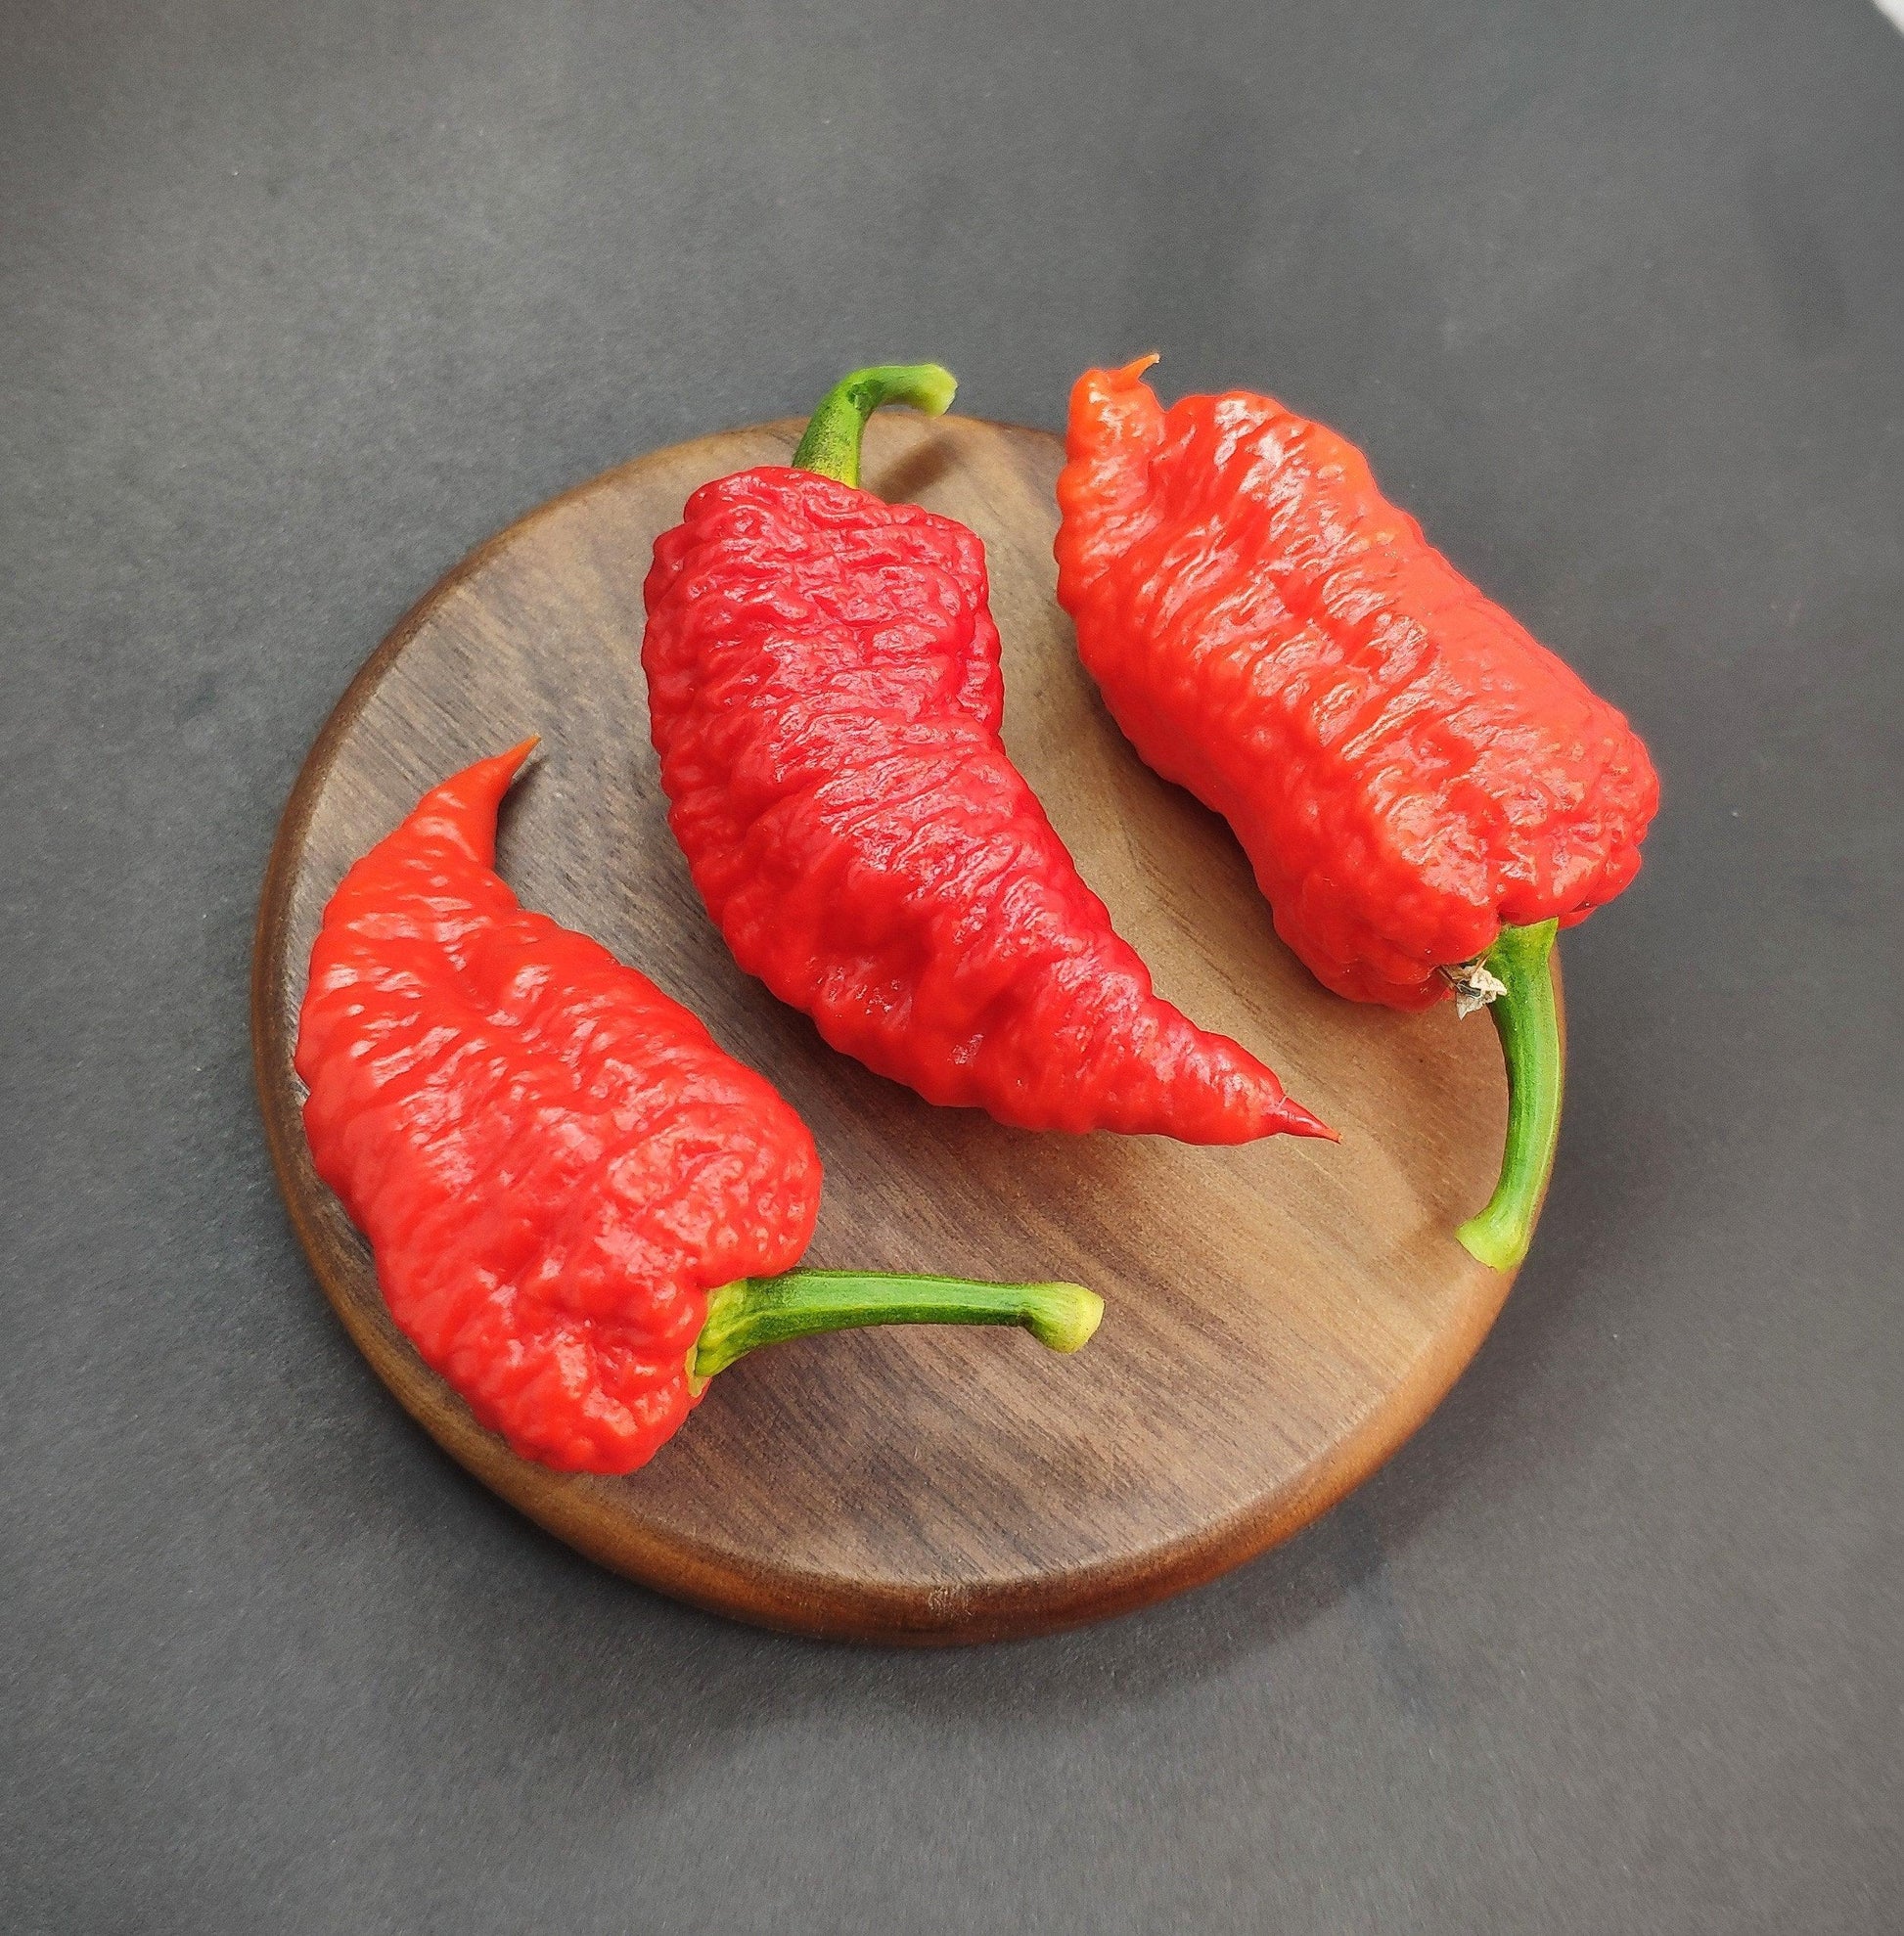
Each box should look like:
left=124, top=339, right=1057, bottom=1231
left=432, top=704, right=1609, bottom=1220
left=1441, top=955, right=1510, bottom=1019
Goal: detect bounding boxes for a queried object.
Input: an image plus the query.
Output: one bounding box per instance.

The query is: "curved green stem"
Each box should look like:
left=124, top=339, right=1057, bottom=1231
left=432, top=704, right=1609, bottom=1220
left=791, top=363, right=958, bottom=487
left=1456, top=920, right=1564, bottom=1271
left=690, top=1268, right=1101, bottom=1386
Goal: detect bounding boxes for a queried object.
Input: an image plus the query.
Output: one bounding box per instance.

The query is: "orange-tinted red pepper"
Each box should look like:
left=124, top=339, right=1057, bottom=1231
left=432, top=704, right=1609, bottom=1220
left=1055, top=358, right=1659, bottom=1265
left=642, top=364, right=1330, bottom=1146
left=295, top=744, right=1101, bottom=1475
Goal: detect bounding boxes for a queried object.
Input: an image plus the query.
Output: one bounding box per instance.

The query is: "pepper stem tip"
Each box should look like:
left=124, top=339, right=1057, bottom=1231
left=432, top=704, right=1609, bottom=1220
left=1025, top=1282, right=1104, bottom=1354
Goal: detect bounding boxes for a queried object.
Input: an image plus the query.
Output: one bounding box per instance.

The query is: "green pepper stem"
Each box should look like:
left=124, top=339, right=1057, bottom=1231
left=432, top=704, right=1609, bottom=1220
left=689, top=1268, right=1101, bottom=1385
left=1457, top=920, right=1564, bottom=1272
left=790, top=363, right=959, bottom=488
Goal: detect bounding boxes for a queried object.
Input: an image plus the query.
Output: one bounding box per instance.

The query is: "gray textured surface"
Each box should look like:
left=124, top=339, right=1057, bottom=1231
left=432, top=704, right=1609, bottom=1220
left=4, top=2, right=1900, bottom=1929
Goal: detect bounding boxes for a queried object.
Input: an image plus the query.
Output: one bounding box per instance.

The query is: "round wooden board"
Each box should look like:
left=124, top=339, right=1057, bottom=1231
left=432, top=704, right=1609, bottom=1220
left=253, top=412, right=1552, bottom=1644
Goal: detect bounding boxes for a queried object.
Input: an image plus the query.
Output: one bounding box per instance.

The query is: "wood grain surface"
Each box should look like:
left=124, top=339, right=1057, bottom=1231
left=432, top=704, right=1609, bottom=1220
left=251, top=412, right=1552, bottom=1644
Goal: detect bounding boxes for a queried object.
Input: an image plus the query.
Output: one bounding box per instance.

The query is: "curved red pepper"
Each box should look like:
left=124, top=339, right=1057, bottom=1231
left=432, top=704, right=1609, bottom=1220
left=1055, top=358, right=1659, bottom=1264
left=295, top=744, right=1101, bottom=1475
left=642, top=364, right=1330, bottom=1146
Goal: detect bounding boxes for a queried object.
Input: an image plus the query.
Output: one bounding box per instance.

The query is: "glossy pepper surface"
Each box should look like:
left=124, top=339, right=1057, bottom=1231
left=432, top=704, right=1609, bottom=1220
left=1055, top=358, right=1659, bottom=1263
left=295, top=744, right=1101, bottom=1475
left=642, top=363, right=1329, bottom=1145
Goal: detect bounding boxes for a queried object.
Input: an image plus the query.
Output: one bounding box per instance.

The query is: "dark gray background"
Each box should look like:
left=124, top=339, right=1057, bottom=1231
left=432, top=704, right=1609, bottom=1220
left=5, top=1, right=1900, bottom=1929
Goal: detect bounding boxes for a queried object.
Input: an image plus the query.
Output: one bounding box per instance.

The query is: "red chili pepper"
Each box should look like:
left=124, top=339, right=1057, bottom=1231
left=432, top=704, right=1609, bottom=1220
left=641, top=364, right=1331, bottom=1146
left=295, top=744, right=1102, bottom=1475
left=1054, top=357, right=1659, bottom=1267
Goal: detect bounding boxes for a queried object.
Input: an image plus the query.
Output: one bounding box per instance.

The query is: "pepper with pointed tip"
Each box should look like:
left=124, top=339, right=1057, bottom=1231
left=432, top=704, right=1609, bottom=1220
left=295, top=745, right=1102, bottom=1475
left=1055, top=357, right=1658, bottom=1267
left=641, top=363, right=1331, bottom=1146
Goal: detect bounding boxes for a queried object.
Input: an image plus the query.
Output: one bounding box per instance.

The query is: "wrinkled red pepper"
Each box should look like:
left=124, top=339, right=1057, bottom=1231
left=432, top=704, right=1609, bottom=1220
left=642, top=363, right=1330, bottom=1146
left=1055, top=357, right=1659, bottom=1266
left=295, top=744, right=1102, bottom=1475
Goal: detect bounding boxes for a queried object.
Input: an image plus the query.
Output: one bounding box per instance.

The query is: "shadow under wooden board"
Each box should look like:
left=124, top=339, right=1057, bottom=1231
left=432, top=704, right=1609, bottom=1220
left=253, top=411, right=1556, bottom=1644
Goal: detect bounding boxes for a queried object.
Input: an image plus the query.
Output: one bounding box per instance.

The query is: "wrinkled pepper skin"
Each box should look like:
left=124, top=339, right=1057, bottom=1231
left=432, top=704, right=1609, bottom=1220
left=1055, top=359, right=1660, bottom=1010
left=295, top=744, right=821, bottom=1474
left=643, top=450, right=1327, bottom=1144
